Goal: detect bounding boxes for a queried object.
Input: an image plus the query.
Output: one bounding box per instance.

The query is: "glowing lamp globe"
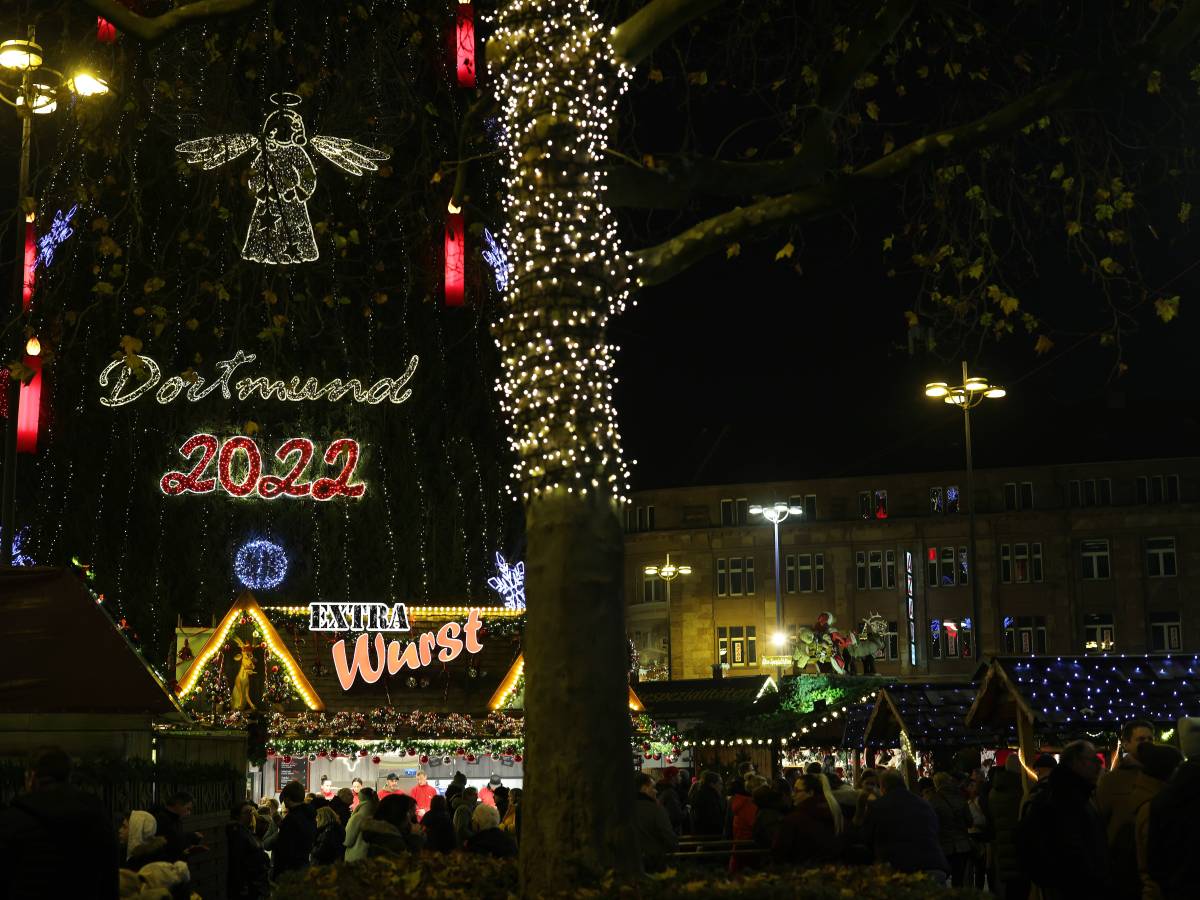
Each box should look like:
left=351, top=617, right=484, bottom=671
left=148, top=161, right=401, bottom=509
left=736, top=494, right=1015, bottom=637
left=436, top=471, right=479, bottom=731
left=234, top=539, right=289, bottom=590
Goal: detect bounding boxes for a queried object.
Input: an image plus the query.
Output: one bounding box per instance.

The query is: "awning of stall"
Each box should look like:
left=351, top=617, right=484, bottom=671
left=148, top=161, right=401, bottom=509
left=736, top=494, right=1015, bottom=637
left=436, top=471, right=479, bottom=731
left=0, top=567, right=186, bottom=721
left=860, top=682, right=1007, bottom=750
left=634, top=675, right=778, bottom=724
left=967, top=655, right=1200, bottom=735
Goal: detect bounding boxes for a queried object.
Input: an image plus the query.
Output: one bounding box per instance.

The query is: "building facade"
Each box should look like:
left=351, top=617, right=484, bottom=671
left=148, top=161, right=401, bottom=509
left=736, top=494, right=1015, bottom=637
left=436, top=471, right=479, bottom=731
left=624, top=458, right=1199, bottom=680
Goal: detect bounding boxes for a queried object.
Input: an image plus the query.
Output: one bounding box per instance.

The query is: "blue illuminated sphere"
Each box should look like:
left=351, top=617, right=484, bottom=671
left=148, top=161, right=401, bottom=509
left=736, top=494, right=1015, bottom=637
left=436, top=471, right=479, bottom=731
left=234, top=539, right=289, bottom=591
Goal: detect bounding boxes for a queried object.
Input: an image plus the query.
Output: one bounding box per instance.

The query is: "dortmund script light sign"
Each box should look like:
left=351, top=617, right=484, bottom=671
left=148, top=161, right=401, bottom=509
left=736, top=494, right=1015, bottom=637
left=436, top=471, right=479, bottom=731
left=98, top=350, right=418, bottom=408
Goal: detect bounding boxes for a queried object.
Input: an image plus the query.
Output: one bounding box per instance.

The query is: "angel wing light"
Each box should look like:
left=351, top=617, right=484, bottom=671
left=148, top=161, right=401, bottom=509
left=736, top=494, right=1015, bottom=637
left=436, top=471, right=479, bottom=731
left=175, top=92, right=390, bottom=265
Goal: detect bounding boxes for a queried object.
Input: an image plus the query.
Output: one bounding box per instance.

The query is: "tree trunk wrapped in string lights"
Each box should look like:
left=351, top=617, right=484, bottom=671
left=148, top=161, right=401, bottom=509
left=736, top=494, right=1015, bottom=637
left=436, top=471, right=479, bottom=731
left=490, top=0, right=637, bottom=890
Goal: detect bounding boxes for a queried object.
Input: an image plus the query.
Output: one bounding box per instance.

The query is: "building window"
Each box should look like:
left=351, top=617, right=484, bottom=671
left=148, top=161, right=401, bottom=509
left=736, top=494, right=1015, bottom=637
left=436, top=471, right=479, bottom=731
left=1070, top=478, right=1112, bottom=507
left=856, top=551, right=867, bottom=590
left=1138, top=475, right=1181, bottom=505
left=1000, top=542, right=1044, bottom=584
left=716, top=559, right=728, bottom=596
left=797, top=553, right=813, bottom=592
left=717, top=625, right=758, bottom=666
left=785, top=555, right=797, bottom=593
left=926, top=547, right=938, bottom=588
left=1003, top=481, right=1035, bottom=511
left=745, top=558, right=756, bottom=594
left=1081, top=540, right=1111, bottom=580
left=859, top=489, right=887, bottom=519
left=730, top=558, right=744, bottom=595
left=720, top=498, right=750, bottom=526
left=885, top=550, right=897, bottom=589
left=930, top=486, right=961, bottom=514
left=874, top=621, right=900, bottom=661
left=1004, top=615, right=1048, bottom=655
left=928, top=618, right=973, bottom=659
left=634, top=505, right=655, bottom=532
left=804, top=494, right=817, bottom=520
left=641, top=573, right=665, bottom=604
left=958, top=546, right=969, bottom=585
left=1084, top=613, right=1115, bottom=653
left=1149, top=613, right=1182, bottom=653
left=940, top=547, right=956, bottom=586
left=717, top=557, right=757, bottom=595
left=814, top=553, right=825, bottom=592
left=1147, top=538, right=1178, bottom=578
left=868, top=550, right=884, bottom=590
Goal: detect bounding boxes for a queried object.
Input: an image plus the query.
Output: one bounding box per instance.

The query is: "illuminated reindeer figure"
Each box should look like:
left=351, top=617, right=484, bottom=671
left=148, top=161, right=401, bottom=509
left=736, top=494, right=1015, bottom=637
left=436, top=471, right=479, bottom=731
left=230, top=637, right=258, bottom=711
left=176, top=92, right=389, bottom=264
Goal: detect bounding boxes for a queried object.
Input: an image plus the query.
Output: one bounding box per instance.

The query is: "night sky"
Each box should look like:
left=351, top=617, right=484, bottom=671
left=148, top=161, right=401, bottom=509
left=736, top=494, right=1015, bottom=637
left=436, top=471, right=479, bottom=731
left=614, top=215, right=1199, bottom=489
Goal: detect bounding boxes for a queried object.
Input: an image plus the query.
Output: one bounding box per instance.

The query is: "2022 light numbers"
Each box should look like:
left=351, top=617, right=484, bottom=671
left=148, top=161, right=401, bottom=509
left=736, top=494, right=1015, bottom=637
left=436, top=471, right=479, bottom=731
left=160, top=434, right=365, bottom=500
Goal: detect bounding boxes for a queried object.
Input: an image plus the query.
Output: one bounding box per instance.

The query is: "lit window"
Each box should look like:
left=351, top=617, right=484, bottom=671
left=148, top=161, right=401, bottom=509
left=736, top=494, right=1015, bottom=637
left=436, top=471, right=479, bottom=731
left=1084, top=613, right=1115, bottom=652
left=945, top=486, right=960, bottom=513
left=930, top=487, right=943, bottom=514
left=875, top=490, right=888, bottom=519
left=926, top=546, right=939, bottom=588
left=929, top=619, right=942, bottom=659
left=958, top=546, right=969, bottom=585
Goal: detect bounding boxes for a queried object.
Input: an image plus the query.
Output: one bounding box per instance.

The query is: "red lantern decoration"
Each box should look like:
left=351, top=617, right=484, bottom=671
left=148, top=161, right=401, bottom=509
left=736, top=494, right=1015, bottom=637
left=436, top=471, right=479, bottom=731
left=266, top=747, right=275, bottom=757
left=16, top=357, right=41, bottom=454
left=454, top=2, right=476, bottom=88
left=408, top=748, right=417, bottom=757
left=283, top=755, right=292, bottom=763
left=456, top=747, right=466, bottom=756
left=318, top=750, right=328, bottom=758
left=371, top=755, right=381, bottom=764
left=466, top=753, right=476, bottom=763
left=97, top=17, right=117, bottom=42
left=513, top=754, right=523, bottom=763
left=444, top=205, right=465, bottom=307
left=420, top=754, right=429, bottom=764
left=329, top=751, right=339, bottom=760
left=359, top=749, right=369, bottom=757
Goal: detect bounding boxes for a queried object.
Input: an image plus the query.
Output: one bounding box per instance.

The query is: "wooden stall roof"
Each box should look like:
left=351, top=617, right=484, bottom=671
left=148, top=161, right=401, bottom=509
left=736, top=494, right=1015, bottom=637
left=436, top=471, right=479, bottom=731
left=967, top=655, right=1200, bottom=731
left=632, top=675, right=778, bottom=720
left=487, top=653, right=644, bottom=712
left=0, top=567, right=185, bottom=720
left=856, top=682, right=1014, bottom=749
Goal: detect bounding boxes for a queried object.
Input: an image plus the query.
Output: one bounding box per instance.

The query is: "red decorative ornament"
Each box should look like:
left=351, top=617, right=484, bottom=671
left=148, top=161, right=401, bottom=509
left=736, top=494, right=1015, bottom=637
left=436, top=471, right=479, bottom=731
left=641, top=742, right=650, bottom=752
left=318, top=750, right=328, bottom=758
left=455, top=747, right=466, bottom=756
left=97, top=17, right=117, bottom=42
left=161, top=434, right=364, bottom=499
left=444, top=207, right=465, bottom=307
left=420, top=754, right=429, bottom=764
left=371, top=755, right=381, bottom=765
left=454, top=2, right=476, bottom=88
left=466, top=753, right=476, bottom=763
left=16, top=356, right=42, bottom=454
left=283, top=755, right=292, bottom=763
left=407, top=748, right=417, bottom=756
left=266, top=747, right=275, bottom=757
left=359, top=749, right=369, bottom=757
left=513, top=755, right=523, bottom=763
left=22, top=216, right=35, bottom=311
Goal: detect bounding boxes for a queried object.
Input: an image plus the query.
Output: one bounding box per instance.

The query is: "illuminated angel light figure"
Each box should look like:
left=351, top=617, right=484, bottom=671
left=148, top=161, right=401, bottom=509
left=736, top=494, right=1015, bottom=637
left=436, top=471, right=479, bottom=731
left=487, top=552, right=526, bottom=610
left=175, top=92, right=389, bottom=265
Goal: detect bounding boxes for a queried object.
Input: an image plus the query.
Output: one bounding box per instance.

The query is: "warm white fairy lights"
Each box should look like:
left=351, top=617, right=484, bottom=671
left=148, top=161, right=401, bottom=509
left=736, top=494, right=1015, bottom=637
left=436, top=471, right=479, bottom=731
left=490, top=0, right=633, bottom=501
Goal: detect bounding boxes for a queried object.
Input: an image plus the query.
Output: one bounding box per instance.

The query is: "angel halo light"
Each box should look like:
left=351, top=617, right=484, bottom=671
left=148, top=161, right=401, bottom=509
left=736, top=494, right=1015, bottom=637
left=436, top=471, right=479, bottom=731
left=175, top=92, right=389, bottom=265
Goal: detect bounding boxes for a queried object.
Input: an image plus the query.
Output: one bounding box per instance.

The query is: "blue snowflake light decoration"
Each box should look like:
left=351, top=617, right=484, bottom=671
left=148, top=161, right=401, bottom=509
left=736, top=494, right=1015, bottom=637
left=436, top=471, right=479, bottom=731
left=36, top=204, right=79, bottom=270
left=487, top=551, right=525, bottom=610
left=481, top=228, right=509, bottom=293
left=11, top=527, right=34, bottom=567
left=234, top=539, right=289, bottom=591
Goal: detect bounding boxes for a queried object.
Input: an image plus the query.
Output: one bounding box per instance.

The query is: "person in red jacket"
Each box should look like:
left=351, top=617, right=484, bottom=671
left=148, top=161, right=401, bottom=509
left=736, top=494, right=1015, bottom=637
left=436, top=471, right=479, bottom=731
left=410, top=770, right=437, bottom=821
left=479, top=775, right=502, bottom=808
left=728, top=774, right=765, bottom=872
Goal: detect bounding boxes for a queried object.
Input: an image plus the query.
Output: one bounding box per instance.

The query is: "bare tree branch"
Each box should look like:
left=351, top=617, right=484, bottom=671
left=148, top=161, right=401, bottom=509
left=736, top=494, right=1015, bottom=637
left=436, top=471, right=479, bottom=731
left=634, top=0, right=1200, bottom=286
left=79, top=0, right=262, bottom=43
left=610, top=0, right=727, bottom=66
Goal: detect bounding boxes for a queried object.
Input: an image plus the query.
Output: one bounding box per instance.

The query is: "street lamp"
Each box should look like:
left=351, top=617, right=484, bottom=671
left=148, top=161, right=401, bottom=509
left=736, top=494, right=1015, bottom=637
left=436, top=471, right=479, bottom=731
left=0, top=27, right=109, bottom=565
left=643, top=554, right=691, bottom=677
left=750, top=501, right=804, bottom=674
left=924, top=362, right=1006, bottom=661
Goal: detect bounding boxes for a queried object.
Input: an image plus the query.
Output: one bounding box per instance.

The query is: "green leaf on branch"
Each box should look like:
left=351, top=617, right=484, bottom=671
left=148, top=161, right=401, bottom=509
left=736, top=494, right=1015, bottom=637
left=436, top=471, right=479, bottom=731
left=1155, top=296, right=1180, bottom=323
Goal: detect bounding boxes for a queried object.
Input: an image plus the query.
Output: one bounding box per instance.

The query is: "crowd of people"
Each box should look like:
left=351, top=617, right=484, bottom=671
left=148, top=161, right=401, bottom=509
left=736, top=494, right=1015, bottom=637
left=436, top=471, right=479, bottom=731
left=4, top=719, right=1200, bottom=898
left=629, top=717, right=1200, bottom=899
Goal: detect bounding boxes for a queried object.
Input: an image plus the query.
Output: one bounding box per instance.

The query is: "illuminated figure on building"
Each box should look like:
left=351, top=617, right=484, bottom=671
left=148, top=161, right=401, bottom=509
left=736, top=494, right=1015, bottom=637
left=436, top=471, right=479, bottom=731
left=176, top=93, right=388, bottom=265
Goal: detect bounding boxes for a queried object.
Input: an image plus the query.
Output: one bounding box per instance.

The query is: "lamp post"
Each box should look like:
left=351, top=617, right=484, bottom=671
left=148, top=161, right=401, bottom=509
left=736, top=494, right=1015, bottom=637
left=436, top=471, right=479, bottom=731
left=749, top=501, right=804, bottom=675
left=643, top=554, right=691, bottom=677
left=924, top=362, right=1006, bottom=661
left=0, top=27, right=108, bottom=565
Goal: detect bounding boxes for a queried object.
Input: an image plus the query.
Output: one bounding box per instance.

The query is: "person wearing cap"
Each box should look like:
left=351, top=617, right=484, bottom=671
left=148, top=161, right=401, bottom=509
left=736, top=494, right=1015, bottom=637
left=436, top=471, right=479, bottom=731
left=410, top=770, right=437, bottom=822
left=377, top=773, right=406, bottom=800
left=479, top=775, right=502, bottom=808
